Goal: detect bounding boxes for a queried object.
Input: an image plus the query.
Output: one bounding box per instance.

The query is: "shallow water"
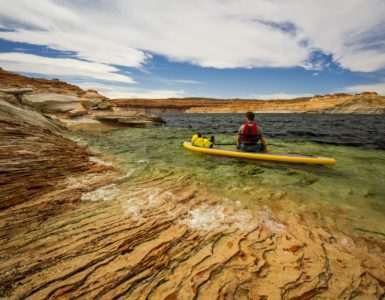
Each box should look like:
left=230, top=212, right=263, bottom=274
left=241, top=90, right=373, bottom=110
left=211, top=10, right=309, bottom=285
left=75, top=114, right=385, bottom=239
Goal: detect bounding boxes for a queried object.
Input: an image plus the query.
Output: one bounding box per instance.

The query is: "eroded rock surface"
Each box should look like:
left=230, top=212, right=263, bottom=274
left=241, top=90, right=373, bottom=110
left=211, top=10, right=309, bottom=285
left=1, top=100, right=384, bottom=299
left=21, top=93, right=83, bottom=113
left=0, top=169, right=384, bottom=299
left=0, top=68, right=165, bottom=130
left=0, top=99, right=115, bottom=210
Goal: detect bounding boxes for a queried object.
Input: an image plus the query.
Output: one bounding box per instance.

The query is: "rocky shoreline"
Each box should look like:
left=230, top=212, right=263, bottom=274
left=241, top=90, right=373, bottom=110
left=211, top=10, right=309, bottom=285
left=1, top=70, right=385, bottom=299
left=0, top=68, right=165, bottom=132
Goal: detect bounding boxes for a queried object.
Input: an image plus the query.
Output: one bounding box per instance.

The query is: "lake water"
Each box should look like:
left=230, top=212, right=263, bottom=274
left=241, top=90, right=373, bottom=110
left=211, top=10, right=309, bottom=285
left=75, top=113, right=385, bottom=239
left=161, top=113, right=385, bottom=149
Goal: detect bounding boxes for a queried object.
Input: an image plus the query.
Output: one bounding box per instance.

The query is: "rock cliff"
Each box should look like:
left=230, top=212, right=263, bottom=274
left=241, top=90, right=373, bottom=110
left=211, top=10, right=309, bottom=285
left=0, top=68, right=165, bottom=130
left=113, top=92, right=385, bottom=114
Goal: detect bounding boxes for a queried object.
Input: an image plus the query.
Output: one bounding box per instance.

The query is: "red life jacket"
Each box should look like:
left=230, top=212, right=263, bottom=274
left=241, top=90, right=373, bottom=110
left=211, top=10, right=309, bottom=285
left=240, top=122, right=260, bottom=145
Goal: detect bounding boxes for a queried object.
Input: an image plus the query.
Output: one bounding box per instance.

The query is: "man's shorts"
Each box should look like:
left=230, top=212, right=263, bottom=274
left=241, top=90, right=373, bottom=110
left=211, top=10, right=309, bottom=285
left=236, top=143, right=263, bottom=152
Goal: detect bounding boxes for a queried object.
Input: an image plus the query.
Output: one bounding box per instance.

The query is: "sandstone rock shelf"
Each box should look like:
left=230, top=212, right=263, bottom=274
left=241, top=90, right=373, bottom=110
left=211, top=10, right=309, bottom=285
left=1, top=167, right=384, bottom=299
left=1, top=97, right=384, bottom=299
left=0, top=68, right=166, bottom=131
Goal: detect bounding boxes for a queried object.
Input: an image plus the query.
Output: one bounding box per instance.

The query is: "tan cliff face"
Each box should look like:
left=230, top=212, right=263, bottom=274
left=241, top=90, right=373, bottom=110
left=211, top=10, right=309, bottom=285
left=0, top=67, right=84, bottom=95
left=113, top=92, right=385, bottom=114
left=0, top=68, right=165, bottom=130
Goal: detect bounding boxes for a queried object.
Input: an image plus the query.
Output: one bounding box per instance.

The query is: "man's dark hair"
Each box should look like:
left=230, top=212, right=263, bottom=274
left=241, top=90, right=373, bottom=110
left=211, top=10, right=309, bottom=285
left=246, top=111, right=255, bottom=121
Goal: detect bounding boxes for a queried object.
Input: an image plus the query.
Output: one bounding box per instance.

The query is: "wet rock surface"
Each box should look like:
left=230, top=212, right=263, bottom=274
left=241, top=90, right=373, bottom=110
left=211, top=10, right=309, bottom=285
left=0, top=170, right=384, bottom=299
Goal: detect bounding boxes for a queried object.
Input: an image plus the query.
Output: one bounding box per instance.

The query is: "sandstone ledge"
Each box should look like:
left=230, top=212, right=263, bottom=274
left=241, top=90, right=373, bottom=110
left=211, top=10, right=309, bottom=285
left=0, top=67, right=166, bottom=131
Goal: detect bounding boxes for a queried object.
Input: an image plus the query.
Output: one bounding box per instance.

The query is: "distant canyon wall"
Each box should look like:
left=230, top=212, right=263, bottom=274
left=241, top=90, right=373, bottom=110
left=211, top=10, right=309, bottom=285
left=112, top=92, right=385, bottom=114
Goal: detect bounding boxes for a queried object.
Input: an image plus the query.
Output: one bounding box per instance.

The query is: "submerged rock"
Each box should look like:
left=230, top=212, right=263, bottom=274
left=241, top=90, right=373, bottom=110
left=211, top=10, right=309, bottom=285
left=0, top=168, right=384, bottom=299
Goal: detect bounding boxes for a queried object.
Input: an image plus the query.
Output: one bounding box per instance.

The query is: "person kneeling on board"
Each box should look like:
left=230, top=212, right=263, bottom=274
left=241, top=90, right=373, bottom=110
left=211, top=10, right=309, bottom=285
left=191, top=133, right=215, bottom=148
left=237, top=111, right=268, bottom=152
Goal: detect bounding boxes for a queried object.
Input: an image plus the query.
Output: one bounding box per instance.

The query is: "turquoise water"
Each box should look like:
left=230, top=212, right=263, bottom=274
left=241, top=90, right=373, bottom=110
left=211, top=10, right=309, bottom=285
left=75, top=126, right=385, bottom=238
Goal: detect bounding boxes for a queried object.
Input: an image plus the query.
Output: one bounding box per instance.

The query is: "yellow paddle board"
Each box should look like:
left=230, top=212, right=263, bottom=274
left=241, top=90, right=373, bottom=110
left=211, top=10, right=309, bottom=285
left=183, top=142, right=336, bottom=165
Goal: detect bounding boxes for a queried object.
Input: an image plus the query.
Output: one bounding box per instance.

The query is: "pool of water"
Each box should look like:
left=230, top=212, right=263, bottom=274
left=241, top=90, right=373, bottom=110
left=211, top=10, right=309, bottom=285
left=74, top=120, right=385, bottom=239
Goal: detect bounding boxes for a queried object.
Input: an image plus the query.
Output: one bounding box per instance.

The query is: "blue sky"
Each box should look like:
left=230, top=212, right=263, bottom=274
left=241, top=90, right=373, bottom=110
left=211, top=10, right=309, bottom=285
left=0, top=0, right=385, bottom=99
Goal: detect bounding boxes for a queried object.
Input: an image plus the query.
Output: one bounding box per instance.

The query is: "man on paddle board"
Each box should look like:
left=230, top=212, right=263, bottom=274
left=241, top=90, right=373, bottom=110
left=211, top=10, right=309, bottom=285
left=237, top=112, right=268, bottom=152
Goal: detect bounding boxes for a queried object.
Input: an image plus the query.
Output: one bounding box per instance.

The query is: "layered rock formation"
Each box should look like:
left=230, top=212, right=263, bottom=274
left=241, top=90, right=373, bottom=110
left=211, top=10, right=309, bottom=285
left=1, top=68, right=384, bottom=299
left=1, top=157, right=384, bottom=298
left=113, top=92, right=385, bottom=114
left=0, top=68, right=165, bottom=130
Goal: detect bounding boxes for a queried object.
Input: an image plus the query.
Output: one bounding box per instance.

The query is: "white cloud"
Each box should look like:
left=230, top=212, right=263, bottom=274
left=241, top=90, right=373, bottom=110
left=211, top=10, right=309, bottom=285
left=250, top=93, right=313, bottom=100
left=341, top=80, right=385, bottom=95
left=0, top=52, right=135, bottom=83
left=77, top=82, right=185, bottom=99
left=172, top=79, right=202, bottom=84
left=0, top=0, right=307, bottom=69
left=0, top=0, right=384, bottom=73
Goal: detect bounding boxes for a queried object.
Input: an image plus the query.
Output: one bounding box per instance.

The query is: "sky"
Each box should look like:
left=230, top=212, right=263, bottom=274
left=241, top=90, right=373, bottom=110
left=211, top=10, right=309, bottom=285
left=0, top=0, right=385, bottom=99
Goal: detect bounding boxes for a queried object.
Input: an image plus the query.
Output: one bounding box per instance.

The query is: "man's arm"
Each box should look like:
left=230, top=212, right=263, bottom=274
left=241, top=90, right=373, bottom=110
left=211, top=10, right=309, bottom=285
left=237, top=125, right=244, bottom=144
left=260, top=137, right=268, bottom=152
left=257, top=126, right=267, bottom=152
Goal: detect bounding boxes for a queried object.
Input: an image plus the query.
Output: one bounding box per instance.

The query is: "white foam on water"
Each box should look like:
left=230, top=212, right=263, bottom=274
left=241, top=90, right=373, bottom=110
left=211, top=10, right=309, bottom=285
left=179, top=205, right=225, bottom=231
left=81, top=184, right=119, bottom=202
left=137, top=159, right=149, bottom=164
left=66, top=173, right=106, bottom=189
left=179, top=204, right=256, bottom=232
left=120, top=188, right=176, bottom=221
left=89, top=156, right=114, bottom=166
left=258, top=206, right=287, bottom=233
left=118, top=169, right=136, bottom=180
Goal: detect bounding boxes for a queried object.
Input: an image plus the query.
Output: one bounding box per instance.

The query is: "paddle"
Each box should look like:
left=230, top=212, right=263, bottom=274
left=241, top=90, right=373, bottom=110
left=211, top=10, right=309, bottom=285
left=214, top=142, right=284, bottom=147
left=214, top=143, right=237, bottom=146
